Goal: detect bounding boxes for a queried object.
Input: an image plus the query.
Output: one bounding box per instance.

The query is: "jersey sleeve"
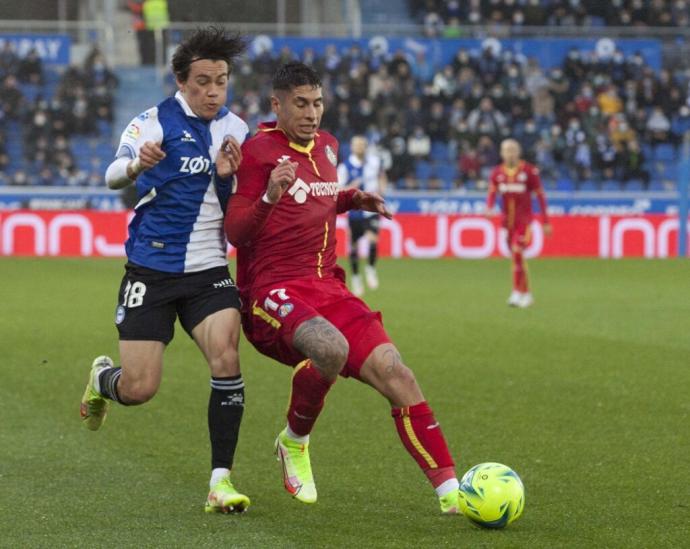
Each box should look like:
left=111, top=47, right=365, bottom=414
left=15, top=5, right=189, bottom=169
left=115, top=107, right=163, bottom=159
left=234, top=143, right=272, bottom=201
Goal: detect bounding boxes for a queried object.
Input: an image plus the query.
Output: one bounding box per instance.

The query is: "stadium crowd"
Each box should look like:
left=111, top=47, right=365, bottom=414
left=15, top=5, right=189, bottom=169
left=2, top=30, right=687, bottom=191
left=412, top=0, right=690, bottom=35
left=226, top=39, right=687, bottom=191
left=0, top=43, right=117, bottom=186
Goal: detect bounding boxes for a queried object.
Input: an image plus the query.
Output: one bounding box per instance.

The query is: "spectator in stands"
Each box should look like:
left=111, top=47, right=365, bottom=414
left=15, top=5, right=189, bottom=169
left=407, top=125, right=432, bottom=161
left=647, top=106, right=671, bottom=145
left=620, top=140, right=650, bottom=188
left=0, top=131, right=9, bottom=172
left=458, top=141, right=480, bottom=186
left=467, top=97, right=506, bottom=140
left=671, top=104, right=690, bottom=145
left=476, top=135, right=498, bottom=182
left=10, top=169, right=28, bottom=186
left=0, top=42, right=19, bottom=80
left=0, top=75, right=24, bottom=118
left=16, top=47, right=43, bottom=85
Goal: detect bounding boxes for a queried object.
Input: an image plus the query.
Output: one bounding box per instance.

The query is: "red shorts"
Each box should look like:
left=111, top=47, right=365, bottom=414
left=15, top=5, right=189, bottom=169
left=507, top=224, right=532, bottom=252
left=240, top=275, right=392, bottom=379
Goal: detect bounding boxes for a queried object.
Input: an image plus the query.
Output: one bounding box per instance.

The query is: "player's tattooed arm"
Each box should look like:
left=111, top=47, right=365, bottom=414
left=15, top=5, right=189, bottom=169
left=293, top=317, right=349, bottom=380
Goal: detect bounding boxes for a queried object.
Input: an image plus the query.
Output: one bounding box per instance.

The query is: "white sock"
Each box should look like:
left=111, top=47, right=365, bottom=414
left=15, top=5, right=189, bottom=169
left=285, top=425, right=309, bottom=444
left=210, top=467, right=230, bottom=488
left=435, top=478, right=459, bottom=498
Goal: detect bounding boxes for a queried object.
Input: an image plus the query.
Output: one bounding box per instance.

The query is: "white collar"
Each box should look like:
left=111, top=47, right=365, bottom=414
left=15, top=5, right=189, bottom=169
left=349, top=154, right=364, bottom=167
left=175, top=91, right=198, bottom=118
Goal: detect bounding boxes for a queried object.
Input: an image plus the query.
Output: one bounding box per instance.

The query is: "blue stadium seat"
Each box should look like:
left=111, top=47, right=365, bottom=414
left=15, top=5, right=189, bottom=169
left=436, top=162, right=457, bottom=188
left=601, top=180, right=622, bottom=191
left=415, top=160, right=432, bottom=185
left=578, top=180, right=598, bottom=191
left=654, top=144, right=676, bottom=162
left=430, top=141, right=449, bottom=162
left=556, top=178, right=574, bottom=191
left=624, top=179, right=644, bottom=191
left=649, top=180, right=667, bottom=191
left=662, top=162, right=677, bottom=180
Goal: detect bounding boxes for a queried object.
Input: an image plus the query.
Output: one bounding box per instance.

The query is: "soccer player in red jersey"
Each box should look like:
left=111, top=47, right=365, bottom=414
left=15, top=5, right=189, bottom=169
left=225, top=63, right=460, bottom=513
left=486, top=139, right=552, bottom=308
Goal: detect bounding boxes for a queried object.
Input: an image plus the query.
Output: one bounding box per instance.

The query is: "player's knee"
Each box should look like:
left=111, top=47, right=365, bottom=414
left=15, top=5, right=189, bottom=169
left=313, top=335, right=349, bottom=378
left=207, top=344, right=240, bottom=377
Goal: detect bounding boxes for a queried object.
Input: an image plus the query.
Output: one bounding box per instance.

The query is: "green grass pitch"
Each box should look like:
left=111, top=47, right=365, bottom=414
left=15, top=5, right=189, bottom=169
left=1, top=257, right=688, bottom=548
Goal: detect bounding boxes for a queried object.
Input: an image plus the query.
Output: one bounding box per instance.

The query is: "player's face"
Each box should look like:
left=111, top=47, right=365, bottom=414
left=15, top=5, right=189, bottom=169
left=273, top=85, right=324, bottom=146
left=501, top=141, right=521, bottom=166
left=351, top=136, right=367, bottom=157
left=177, top=59, right=229, bottom=121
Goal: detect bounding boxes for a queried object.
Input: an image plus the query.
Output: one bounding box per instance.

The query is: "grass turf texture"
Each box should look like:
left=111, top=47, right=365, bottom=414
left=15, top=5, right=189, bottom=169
left=1, top=257, right=688, bottom=548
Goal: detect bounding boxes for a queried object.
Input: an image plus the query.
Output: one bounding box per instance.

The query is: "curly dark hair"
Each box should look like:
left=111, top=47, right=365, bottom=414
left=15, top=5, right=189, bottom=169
left=272, top=62, right=322, bottom=92
left=171, top=26, right=246, bottom=82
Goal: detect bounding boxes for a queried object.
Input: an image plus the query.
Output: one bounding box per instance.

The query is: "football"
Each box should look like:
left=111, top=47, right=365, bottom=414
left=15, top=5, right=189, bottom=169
left=458, top=462, right=525, bottom=529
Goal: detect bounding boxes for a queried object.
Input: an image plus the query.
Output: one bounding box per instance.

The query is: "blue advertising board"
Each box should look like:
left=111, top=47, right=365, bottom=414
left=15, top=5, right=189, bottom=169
left=0, top=34, right=71, bottom=65
left=249, top=35, right=661, bottom=71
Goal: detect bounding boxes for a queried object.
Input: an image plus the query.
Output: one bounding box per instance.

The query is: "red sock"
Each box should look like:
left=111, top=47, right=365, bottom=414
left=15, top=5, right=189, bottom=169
left=391, top=402, right=456, bottom=489
left=286, top=360, right=334, bottom=436
left=512, top=250, right=526, bottom=292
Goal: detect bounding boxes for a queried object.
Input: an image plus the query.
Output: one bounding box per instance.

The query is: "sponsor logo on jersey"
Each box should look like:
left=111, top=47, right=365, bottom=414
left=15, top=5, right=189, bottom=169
left=180, top=155, right=212, bottom=175
left=181, top=130, right=196, bottom=143
left=136, top=111, right=150, bottom=121
left=325, top=144, right=337, bottom=166
left=499, top=183, right=527, bottom=193
left=287, top=178, right=339, bottom=204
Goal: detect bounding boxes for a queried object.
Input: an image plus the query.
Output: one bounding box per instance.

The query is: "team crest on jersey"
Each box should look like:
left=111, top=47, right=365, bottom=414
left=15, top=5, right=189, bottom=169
left=325, top=145, right=337, bottom=166
left=181, top=130, right=196, bottom=143
left=518, top=172, right=527, bottom=182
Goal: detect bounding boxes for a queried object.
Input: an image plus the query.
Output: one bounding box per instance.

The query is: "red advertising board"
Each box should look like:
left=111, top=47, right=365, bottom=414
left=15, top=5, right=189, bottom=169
left=0, top=210, right=686, bottom=258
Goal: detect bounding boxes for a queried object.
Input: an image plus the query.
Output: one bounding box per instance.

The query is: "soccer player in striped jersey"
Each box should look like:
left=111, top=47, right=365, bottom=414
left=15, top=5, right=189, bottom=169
left=486, top=139, right=552, bottom=308
left=80, top=27, right=250, bottom=513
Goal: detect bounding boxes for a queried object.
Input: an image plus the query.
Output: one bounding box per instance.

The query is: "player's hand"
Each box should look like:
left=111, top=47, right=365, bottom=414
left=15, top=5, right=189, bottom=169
left=216, top=136, right=242, bottom=179
left=543, top=222, right=553, bottom=237
left=353, top=190, right=392, bottom=219
left=138, top=141, right=166, bottom=170
left=266, top=159, right=298, bottom=204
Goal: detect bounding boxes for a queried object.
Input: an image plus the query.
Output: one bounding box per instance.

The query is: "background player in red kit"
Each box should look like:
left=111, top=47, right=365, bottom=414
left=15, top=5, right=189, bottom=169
left=225, top=63, right=461, bottom=514
left=486, top=138, right=552, bottom=308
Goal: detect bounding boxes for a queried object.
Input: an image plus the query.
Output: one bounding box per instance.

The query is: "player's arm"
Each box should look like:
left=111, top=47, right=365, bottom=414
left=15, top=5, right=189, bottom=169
left=225, top=155, right=298, bottom=246
left=105, top=111, right=164, bottom=190
left=337, top=188, right=392, bottom=219
left=531, top=166, right=552, bottom=236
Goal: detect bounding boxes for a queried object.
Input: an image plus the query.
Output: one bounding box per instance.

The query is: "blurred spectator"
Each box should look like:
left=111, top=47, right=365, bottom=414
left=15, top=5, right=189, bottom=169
left=0, top=75, right=24, bottom=118
left=17, top=48, right=43, bottom=85
left=0, top=42, right=19, bottom=79
left=407, top=126, right=432, bottom=160
left=620, top=140, right=650, bottom=188
left=458, top=142, right=481, bottom=185
left=647, top=106, right=671, bottom=145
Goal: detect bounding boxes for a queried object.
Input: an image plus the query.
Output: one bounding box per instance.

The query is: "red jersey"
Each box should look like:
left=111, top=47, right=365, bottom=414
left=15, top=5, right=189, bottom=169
left=487, top=161, right=549, bottom=230
left=225, top=122, right=357, bottom=295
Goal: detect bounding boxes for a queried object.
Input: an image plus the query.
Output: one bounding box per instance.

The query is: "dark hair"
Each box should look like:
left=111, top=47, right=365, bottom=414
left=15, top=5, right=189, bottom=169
left=272, top=62, right=322, bottom=92
left=171, top=26, right=246, bottom=82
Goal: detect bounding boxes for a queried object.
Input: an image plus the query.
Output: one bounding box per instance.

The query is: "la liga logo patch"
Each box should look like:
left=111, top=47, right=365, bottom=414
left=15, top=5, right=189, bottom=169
left=278, top=303, right=294, bottom=318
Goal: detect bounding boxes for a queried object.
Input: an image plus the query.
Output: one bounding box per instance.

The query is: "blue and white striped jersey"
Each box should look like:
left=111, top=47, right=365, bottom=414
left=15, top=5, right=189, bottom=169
left=336, top=153, right=382, bottom=219
left=115, top=91, right=248, bottom=273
